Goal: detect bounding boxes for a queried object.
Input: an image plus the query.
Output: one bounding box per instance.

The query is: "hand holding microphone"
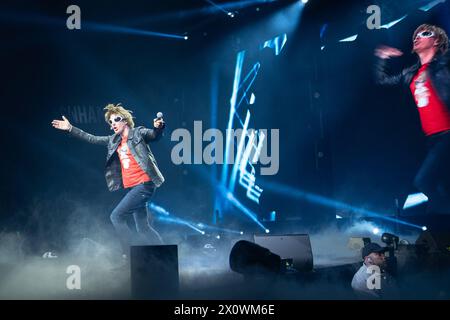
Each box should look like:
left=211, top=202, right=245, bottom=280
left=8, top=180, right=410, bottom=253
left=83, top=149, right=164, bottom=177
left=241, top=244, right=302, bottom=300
left=153, top=112, right=165, bottom=129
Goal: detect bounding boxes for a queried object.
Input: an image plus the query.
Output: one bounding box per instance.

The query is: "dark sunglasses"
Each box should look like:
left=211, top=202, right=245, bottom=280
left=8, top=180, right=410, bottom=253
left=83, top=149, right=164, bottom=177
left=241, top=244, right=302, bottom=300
left=109, top=116, right=124, bottom=124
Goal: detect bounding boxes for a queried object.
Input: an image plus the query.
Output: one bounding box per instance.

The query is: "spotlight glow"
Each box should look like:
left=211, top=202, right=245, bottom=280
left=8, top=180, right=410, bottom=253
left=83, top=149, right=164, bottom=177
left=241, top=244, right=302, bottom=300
left=184, top=35, right=189, bottom=40
left=195, top=220, right=242, bottom=234
left=420, top=0, right=446, bottom=12
left=265, top=229, right=270, bottom=234
left=148, top=202, right=170, bottom=216
left=339, top=34, right=358, bottom=42
left=224, top=190, right=267, bottom=232
left=269, top=211, right=276, bottom=222
left=372, top=228, right=380, bottom=235
left=240, top=231, right=244, bottom=235
left=157, top=215, right=205, bottom=234
left=260, top=181, right=425, bottom=231
left=422, top=226, right=427, bottom=231
left=84, top=21, right=187, bottom=40
left=301, top=0, right=309, bottom=3
left=380, top=15, right=407, bottom=29
left=403, top=192, right=429, bottom=209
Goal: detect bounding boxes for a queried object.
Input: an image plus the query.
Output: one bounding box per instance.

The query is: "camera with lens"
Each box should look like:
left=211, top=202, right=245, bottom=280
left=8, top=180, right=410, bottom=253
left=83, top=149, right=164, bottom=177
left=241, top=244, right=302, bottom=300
left=381, top=233, right=399, bottom=275
left=382, top=233, right=399, bottom=248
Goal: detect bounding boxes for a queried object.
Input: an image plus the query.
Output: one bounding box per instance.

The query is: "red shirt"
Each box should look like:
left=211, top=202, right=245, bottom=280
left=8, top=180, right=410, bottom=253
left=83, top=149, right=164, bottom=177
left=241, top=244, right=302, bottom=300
left=117, top=136, right=150, bottom=188
left=410, top=63, right=450, bottom=136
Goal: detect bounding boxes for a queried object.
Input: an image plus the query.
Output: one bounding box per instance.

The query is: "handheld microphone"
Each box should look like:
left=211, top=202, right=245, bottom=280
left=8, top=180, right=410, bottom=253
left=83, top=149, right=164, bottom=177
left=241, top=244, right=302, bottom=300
left=155, top=112, right=165, bottom=129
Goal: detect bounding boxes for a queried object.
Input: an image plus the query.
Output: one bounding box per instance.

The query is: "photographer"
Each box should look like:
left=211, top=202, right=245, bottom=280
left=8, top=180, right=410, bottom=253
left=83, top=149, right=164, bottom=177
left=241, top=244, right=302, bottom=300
left=351, top=243, right=398, bottom=299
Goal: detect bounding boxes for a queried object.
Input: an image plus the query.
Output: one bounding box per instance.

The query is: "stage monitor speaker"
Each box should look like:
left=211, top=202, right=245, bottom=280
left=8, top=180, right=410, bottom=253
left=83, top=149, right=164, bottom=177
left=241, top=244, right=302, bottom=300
left=130, top=245, right=179, bottom=299
left=253, top=234, right=313, bottom=272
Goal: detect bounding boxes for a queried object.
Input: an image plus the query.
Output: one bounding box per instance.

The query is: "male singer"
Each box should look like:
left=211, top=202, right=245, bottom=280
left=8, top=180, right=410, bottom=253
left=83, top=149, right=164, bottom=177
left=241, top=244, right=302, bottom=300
left=52, top=103, right=165, bottom=257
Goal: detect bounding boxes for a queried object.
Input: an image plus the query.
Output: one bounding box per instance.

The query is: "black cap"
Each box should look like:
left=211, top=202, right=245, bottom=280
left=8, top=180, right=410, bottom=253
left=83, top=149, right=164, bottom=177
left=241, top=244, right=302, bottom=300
left=361, top=243, right=386, bottom=259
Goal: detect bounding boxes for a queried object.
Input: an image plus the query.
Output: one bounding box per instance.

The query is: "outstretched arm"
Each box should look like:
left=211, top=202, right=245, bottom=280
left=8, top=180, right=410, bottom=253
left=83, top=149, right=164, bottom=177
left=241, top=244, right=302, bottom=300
left=141, top=117, right=165, bottom=143
left=374, top=45, right=404, bottom=86
left=51, top=116, right=109, bottom=146
left=52, top=115, right=72, bottom=131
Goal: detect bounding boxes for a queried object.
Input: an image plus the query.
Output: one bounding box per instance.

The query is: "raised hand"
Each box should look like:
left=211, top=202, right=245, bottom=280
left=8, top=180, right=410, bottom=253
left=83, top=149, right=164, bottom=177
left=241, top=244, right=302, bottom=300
left=374, top=45, right=403, bottom=59
left=153, top=117, right=165, bottom=129
left=52, top=116, right=72, bottom=131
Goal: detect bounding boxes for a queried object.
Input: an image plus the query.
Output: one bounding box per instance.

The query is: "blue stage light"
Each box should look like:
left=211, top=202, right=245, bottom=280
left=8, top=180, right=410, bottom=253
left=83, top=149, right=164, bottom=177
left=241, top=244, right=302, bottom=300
left=339, top=34, right=358, bottom=42
left=157, top=215, right=205, bottom=234
left=420, top=0, right=446, bottom=12
left=260, top=181, right=425, bottom=231
left=148, top=202, right=170, bottom=216
left=83, top=21, right=187, bottom=40
left=380, top=15, right=407, bottom=29
left=403, top=192, right=428, bottom=209
left=224, top=190, right=267, bottom=232
left=196, top=221, right=243, bottom=235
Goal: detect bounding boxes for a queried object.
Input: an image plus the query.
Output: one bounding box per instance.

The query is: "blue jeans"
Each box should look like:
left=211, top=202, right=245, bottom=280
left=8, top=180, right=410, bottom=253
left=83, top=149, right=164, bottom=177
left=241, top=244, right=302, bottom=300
left=110, top=181, right=163, bottom=254
left=414, top=130, right=450, bottom=213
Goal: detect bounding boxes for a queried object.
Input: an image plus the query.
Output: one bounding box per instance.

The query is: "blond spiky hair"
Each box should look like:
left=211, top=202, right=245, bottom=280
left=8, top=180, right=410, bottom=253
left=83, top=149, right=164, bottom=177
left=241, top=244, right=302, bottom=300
left=413, top=24, right=449, bottom=55
left=104, top=103, right=135, bottom=128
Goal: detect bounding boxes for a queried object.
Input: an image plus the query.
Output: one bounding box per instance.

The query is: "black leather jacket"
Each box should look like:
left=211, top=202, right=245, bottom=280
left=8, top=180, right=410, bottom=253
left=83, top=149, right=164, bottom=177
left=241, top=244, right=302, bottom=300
left=375, top=53, right=450, bottom=111
left=68, top=125, right=165, bottom=191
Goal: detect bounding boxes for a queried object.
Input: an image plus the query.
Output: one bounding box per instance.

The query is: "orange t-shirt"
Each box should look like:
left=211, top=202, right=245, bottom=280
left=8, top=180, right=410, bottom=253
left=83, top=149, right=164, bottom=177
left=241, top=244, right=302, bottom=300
left=117, top=137, right=151, bottom=188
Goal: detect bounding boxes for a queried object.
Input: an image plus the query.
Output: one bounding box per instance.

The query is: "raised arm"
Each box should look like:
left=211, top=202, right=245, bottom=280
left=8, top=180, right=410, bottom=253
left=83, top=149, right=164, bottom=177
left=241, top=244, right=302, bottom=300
left=51, top=116, right=109, bottom=146
left=374, top=45, right=404, bottom=86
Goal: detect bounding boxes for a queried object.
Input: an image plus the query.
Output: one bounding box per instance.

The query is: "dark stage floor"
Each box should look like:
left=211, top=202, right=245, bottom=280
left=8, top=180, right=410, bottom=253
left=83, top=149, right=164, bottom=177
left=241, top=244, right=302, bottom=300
left=1, top=229, right=449, bottom=300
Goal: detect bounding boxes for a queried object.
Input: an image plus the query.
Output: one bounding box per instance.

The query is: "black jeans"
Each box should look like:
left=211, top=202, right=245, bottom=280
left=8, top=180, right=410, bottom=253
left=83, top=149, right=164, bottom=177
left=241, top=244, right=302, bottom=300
left=414, top=130, right=450, bottom=213
left=110, top=181, right=163, bottom=254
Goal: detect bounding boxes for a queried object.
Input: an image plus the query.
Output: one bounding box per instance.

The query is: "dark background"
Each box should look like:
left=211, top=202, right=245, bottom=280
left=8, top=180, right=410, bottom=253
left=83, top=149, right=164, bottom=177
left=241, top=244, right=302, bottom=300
left=1, top=0, right=448, bottom=252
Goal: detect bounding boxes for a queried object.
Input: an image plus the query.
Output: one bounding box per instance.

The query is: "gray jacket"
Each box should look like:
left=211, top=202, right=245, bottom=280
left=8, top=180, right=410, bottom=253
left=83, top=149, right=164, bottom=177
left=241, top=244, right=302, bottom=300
left=68, top=125, right=165, bottom=191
